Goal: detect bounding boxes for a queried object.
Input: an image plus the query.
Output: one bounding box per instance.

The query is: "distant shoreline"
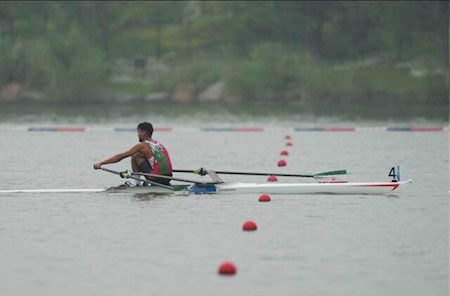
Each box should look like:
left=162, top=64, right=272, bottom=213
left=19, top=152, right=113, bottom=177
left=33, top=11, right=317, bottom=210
left=0, top=100, right=448, bottom=122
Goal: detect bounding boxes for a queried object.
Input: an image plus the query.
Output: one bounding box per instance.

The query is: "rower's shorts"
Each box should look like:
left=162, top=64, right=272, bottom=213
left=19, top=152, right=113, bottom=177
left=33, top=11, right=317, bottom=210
left=138, top=161, right=171, bottom=185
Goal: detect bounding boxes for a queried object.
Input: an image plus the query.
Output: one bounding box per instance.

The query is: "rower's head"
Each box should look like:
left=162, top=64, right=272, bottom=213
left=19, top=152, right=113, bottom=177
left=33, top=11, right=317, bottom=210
left=137, top=122, right=153, bottom=142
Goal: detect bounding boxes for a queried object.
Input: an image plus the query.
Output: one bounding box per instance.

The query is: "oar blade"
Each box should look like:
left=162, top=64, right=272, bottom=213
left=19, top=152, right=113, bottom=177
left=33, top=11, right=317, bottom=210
left=313, top=170, right=348, bottom=182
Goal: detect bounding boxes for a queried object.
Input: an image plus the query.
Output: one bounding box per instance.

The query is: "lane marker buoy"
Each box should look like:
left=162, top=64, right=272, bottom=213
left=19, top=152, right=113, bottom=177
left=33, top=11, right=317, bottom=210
left=218, top=261, right=237, bottom=275
left=267, top=175, right=278, bottom=182
left=280, top=149, right=289, bottom=156
left=258, top=194, right=271, bottom=202
left=242, top=220, right=257, bottom=231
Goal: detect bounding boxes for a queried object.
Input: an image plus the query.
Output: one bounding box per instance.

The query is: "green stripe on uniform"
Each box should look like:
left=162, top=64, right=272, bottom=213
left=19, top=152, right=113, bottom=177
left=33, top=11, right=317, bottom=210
left=153, top=149, right=169, bottom=174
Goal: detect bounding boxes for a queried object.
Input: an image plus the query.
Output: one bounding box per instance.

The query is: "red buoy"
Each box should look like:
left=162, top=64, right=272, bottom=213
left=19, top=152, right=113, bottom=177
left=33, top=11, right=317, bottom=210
left=286, top=141, right=293, bottom=147
left=277, top=159, right=287, bottom=167
left=242, top=220, right=257, bottom=231
left=218, top=261, right=237, bottom=275
left=285, top=134, right=291, bottom=140
left=258, top=194, right=271, bottom=202
left=280, top=149, right=289, bottom=156
left=267, top=175, right=278, bottom=182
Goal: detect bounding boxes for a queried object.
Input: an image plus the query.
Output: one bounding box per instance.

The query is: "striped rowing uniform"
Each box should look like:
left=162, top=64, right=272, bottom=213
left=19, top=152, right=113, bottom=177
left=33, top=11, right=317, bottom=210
left=144, top=139, right=173, bottom=181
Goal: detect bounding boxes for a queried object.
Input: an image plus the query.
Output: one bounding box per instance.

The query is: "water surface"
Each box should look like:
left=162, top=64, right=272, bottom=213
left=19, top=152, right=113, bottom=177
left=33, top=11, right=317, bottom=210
left=0, top=123, right=448, bottom=296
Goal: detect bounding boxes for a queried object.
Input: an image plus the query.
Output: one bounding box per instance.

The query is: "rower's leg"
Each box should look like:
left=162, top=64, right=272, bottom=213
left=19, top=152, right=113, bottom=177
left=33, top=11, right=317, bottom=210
left=131, top=153, right=147, bottom=186
left=131, top=153, right=146, bottom=172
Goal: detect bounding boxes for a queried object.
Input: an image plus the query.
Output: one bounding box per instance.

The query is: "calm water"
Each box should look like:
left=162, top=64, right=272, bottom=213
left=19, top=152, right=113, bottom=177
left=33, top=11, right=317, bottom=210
left=0, top=106, right=448, bottom=296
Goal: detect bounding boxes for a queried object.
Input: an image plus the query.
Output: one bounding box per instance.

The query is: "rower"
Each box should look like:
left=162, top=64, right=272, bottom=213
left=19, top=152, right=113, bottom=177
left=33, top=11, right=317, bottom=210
left=93, top=122, right=173, bottom=186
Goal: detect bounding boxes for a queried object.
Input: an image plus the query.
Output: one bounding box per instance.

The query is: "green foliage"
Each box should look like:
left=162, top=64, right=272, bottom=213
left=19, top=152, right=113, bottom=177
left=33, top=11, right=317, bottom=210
left=223, top=43, right=302, bottom=101
left=160, top=57, right=222, bottom=93
left=0, top=37, right=57, bottom=92
left=46, top=28, right=105, bottom=101
left=0, top=28, right=105, bottom=102
left=0, top=0, right=447, bottom=108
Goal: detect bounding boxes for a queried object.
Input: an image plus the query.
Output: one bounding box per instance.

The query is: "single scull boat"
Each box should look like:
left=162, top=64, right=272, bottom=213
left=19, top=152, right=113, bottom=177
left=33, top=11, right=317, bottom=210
left=104, top=179, right=412, bottom=195
left=102, top=166, right=411, bottom=195
left=0, top=167, right=411, bottom=195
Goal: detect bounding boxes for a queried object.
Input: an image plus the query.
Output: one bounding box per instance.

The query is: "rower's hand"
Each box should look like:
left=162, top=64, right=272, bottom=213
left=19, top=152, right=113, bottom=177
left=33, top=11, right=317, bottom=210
left=93, top=163, right=102, bottom=170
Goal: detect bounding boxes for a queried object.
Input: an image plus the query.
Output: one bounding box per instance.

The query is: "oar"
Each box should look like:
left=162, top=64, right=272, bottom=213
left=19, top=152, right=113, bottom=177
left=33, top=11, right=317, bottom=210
left=173, top=168, right=347, bottom=180
left=100, top=167, right=173, bottom=190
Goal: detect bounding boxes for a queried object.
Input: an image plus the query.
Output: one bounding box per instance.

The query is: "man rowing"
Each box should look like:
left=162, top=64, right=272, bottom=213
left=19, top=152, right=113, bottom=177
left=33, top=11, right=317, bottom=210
left=93, top=122, right=173, bottom=186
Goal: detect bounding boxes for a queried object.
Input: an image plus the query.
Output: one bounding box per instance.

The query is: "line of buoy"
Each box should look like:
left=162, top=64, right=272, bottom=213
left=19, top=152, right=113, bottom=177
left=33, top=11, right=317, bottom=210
left=217, top=220, right=258, bottom=276
left=279, top=134, right=291, bottom=166
left=219, top=133, right=292, bottom=276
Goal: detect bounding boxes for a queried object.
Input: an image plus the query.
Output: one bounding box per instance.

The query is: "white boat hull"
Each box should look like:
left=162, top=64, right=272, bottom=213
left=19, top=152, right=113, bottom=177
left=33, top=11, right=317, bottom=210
left=0, top=180, right=412, bottom=195
left=106, top=179, right=412, bottom=195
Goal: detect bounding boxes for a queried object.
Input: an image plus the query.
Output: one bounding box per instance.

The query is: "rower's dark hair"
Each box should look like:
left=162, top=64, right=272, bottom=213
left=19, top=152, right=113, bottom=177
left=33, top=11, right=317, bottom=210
left=137, top=122, right=153, bottom=137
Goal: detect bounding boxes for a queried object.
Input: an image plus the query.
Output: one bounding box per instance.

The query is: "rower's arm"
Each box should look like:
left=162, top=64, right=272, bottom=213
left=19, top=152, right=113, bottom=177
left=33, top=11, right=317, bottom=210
left=93, top=144, right=144, bottom=169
